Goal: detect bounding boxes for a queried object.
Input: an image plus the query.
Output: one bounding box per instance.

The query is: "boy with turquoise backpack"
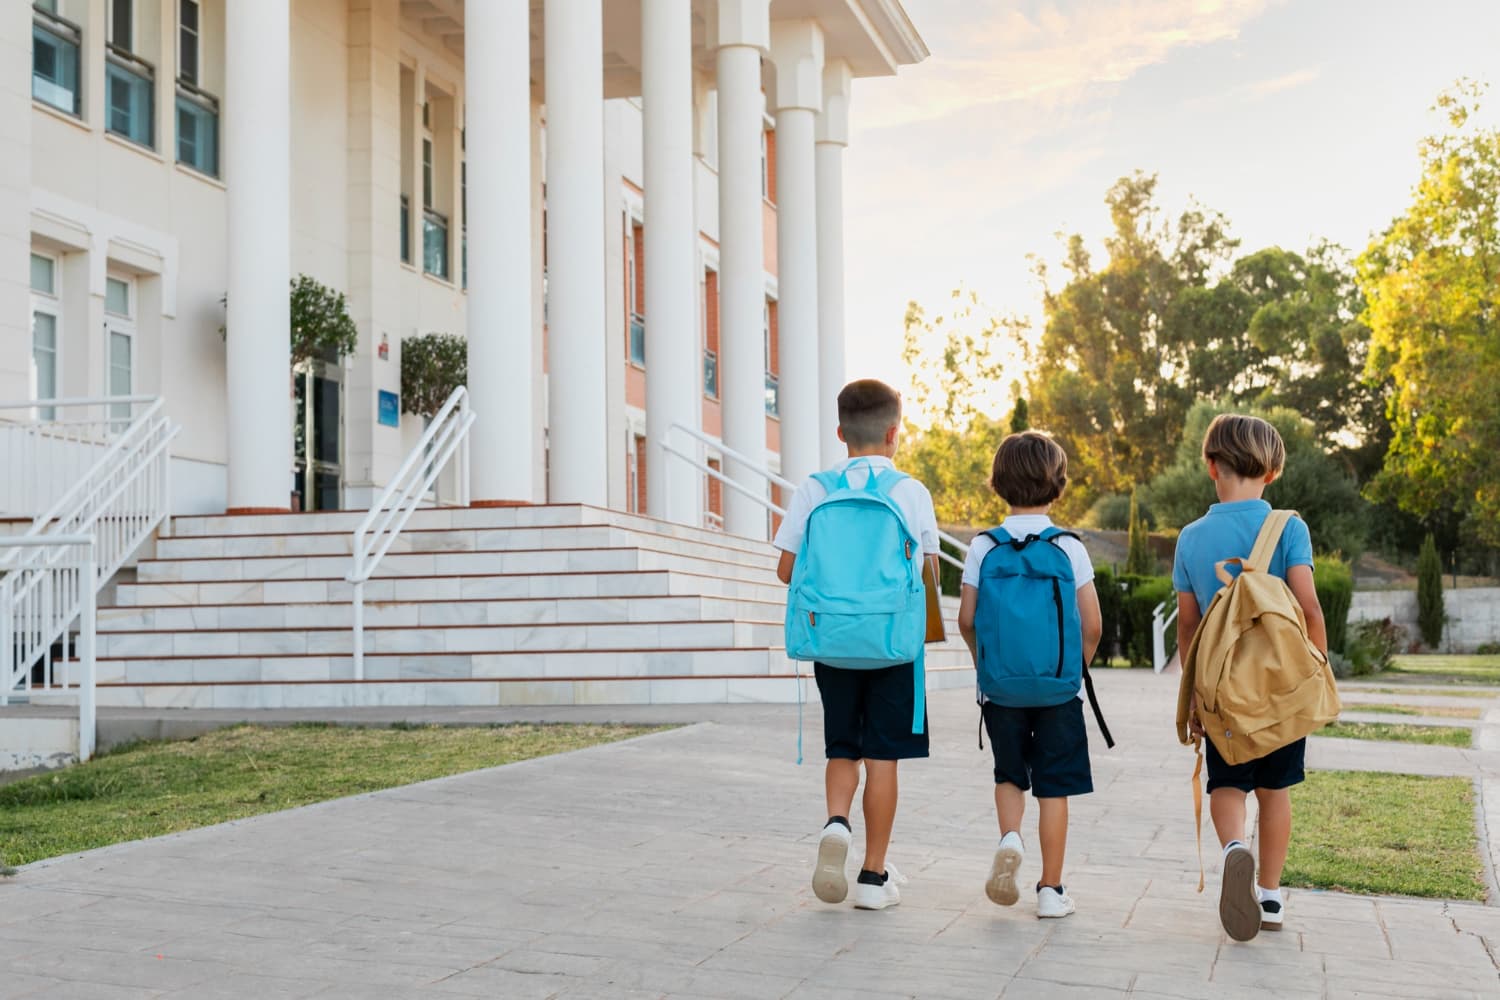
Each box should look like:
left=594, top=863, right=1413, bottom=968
left=958, top=431, right=1110, bottom=919
left=776, top=379, right=940, bottom=911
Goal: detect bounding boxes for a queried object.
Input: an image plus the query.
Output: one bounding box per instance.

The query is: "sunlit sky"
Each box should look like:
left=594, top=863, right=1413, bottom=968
left=842, top=0, right=1500, bottom=416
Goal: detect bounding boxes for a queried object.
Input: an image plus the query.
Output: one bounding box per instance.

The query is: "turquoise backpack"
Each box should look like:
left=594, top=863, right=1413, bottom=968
left=785, top=461, right=928, bottom=737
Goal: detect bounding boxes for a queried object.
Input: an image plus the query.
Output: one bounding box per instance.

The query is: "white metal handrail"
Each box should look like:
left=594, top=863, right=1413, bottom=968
left=1152, top=599, right=1181, bottom=674
left=0, top=394, right=157, bottom=518
left=0, top=535, right=97, bottom=761
left=2, top=397, right=177, bottom=715
left=662, top=421, right=970, bottom=571
left=347, top=386, right=474, bottom=680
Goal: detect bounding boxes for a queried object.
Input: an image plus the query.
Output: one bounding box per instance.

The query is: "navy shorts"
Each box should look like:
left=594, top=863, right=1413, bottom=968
left=1205, top=736, right=1306, bottom=793
left=814, top=662, right=929, bottom=761
left=982, top=698, right=1093, bottom=798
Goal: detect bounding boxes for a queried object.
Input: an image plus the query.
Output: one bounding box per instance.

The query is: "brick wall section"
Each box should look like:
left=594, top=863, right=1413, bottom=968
left=634, top=434, right=647, bottom=513
left=707, top=458, right=723, bottom=519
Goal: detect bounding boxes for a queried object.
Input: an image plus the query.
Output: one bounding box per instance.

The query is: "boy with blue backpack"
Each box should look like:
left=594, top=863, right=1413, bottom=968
left=958, top=431, right=1109, bottom=919
left=776, top=379, right=940, bottom=911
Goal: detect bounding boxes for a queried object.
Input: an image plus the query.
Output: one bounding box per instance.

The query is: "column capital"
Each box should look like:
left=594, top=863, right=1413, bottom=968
left=714, top=0, right=769, bottom=52
left=816, top=59, right=852, bottom=146
left=769, top=19, right=824, bottom=112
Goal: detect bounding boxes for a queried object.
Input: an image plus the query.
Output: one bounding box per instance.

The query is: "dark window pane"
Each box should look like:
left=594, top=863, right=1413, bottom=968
left=112, top=0, right=133, bottom=50
left=32, top=22, right=80, bottom=116
left=180, top=0, right=198, bottom=33
left=179, top=27, right=198, bottom=83
left=313, top=375, right=340, bottom=464
left=314, top=471, right=340, bottom=512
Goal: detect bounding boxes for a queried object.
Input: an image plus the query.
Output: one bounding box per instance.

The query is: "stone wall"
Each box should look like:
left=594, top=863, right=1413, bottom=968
left=1350, top=588, right=1500, bottom=652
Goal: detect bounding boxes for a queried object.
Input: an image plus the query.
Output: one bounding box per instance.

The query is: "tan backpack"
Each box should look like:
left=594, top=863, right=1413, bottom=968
left=1175, top=510, right=1341, bottom=766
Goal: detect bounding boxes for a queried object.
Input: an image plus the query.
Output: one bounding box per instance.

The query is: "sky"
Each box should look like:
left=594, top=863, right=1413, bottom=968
left=841, top=0, right=1500, bottom=416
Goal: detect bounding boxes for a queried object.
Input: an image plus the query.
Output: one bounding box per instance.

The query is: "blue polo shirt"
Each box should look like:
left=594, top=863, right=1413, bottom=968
left=1171, top=499, right=1314, bottom=616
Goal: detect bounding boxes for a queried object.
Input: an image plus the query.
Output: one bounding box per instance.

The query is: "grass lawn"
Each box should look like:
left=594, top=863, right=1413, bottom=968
left=0, top=723, right=663, bottom=869
left=1318, top=721, right=1472, bottom=747
left=1352, top=686, right=1496, bottom=700
left=1387, top=654, right=1500, bottom=685
left=1346, top=703, right=1483, bottom=720
left=1286, top=771, right=1486, bottom=900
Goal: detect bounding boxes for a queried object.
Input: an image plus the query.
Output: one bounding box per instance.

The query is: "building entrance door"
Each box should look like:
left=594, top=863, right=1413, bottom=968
left=293, top=357, right=344, bottom=511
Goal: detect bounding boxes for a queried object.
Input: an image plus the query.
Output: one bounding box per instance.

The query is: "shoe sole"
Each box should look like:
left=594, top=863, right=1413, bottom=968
left=1219, top=848, right=1261, bottom=942
left=1037, top=906, right=1075, bottom=919
left=852, top=889, right=899, bottom=910
left=1261, top=918, right=1283, bottom=932
left=812, top=836, right=850, bottom=904
left=986, top=846, right=1023, bottom=906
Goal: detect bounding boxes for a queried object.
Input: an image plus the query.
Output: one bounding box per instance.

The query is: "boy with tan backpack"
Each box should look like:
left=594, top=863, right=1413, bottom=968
left=1172, top=414, right=1340, bottom=942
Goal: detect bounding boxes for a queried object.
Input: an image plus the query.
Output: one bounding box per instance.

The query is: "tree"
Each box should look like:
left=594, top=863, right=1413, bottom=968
left=1357, top=81, right=1500, bottom=545
left=1008, top=396, right=1030, bottom=433
left=1146, top=401, right=1370, bottom=559
left=1025, top=173, right=1237, bottom=517
left=1125, top=489, right=1153, bottom=575
left=288, top=275, right=359, bottom=367
left=1417, top=533, right=1446, bottom=649
left=401, top=332, right=468, bottom=420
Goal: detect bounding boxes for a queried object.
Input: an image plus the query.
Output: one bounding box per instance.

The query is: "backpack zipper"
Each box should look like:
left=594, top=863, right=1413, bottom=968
left=1052, top=578, right=1065, bottom=678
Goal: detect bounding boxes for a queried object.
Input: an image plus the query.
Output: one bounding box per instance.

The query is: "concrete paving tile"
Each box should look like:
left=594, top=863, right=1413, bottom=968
left=1001, top=976, right=1120, bottom=999
left=152, top=972, right=330, bottom=998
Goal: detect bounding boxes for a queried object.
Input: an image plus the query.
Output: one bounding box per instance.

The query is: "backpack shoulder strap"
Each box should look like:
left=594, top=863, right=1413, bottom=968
left=1247, top=509, right=1296, bottom=574
left=872, top=468, right=909, bottom=494
left=809, top=470, right=842, bottom=496
left=1039, top=526, right=1082, bottom=546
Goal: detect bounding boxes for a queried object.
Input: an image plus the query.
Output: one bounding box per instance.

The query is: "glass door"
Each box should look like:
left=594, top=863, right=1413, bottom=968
left=292, top=355, right=344, bottom=511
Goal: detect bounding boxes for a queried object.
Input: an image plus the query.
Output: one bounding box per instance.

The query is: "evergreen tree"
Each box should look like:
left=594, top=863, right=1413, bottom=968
left=1008, top=397, right=1030, bottom=433
left=1417, top=533, right=1446, bottom=649
left=1126, top=490, right=1153, bottom=575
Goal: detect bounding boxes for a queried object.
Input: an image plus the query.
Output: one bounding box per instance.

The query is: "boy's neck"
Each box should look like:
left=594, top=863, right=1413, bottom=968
left=1007, top=505, right=1052, bottom=517
left=1215, top=478, right=1267, bottom=504
left=845, top=446, right=896, bottom=460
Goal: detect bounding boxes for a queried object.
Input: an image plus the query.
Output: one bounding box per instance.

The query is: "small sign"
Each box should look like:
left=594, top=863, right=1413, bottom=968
left=378, top=333, right=390, bottom=361
left=378, top=390, right=400, bottom=428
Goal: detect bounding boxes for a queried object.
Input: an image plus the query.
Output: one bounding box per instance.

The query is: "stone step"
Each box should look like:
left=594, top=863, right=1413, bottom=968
left=112, top=568, right=791, bottom=608
left=39, top=654, right=978, bottom=709
left=97, top=594, right=789, bottom=632
left=168, top=504, right=780, bottom=557
left=133, top=545, right=781, bottom=585
left=95, top=619, right=788, bottom=658
left=153, top=522, right=780, bottom=567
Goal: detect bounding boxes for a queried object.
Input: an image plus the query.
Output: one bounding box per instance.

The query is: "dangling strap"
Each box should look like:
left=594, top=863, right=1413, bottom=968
left=1191, top=736, right=1205, bottom=893
left=911, top=643, right=926, bottom=735
left=1081, top=664, right=1115, bottom=748
left=794, top=667, right=805, bottom=765
left=977, top=708, right=985, bottom=751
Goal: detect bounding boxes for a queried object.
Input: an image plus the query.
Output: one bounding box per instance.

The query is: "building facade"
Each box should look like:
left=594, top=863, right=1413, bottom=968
left=2, top=0, right=926, bottom=538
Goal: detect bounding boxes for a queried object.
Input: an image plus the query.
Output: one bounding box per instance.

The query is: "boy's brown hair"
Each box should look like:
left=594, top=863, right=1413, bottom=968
left=990, top=431, right=1068, bottom=508
left=1202, top=413, right=1286, bottom=480
left=837, top=379, right=902, bottom=448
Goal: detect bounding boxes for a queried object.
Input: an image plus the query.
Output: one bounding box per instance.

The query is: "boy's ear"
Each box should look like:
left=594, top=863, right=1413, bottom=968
left=836, top=426, right=846, bottom=443
left=1205, top=457, right=1220, bottom=481
left=1264, top=468, right=1281, bottom=485
left=884, top=424, right=899, bottom=447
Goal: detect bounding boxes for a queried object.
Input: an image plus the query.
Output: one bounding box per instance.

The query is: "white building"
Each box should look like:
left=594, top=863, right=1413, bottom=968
left=3, top=0, right=927, bottom=538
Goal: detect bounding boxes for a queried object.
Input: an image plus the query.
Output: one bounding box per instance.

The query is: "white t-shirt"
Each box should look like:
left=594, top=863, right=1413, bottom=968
left=773, top=456, right=940, bottom=556
left=961, top=514, right=1095, bottom=703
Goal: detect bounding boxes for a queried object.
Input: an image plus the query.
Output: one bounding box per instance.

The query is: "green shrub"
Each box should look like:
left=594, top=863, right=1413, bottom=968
left=938, top=537, right=964, bottom=597
left=1126, top=491, right=1154, bottom=575
left=1093, top=565, right=1123, bottom=664
left=1346, top=618, right=1406, bottom=675
left=1084, top=494, right=1133, bottom=531
left=1417, top=534, right=1446, bottom=649
left=1121, top=575, right=1175, bottom=668
left=1478, top=642, right=1500, bottom=656
left=1314, top=555, right=1354, bottom=655
left=401, top=332, right=469, bottom=420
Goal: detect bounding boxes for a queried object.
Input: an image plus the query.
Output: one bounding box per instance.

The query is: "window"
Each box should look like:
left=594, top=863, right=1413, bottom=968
left=110, top=0, right=132, bottom=50
left=400, top=195, right=411, bottom=264
left=626, top=219, right=645, bottom=365
left=760, top=130, right=768, bottom=199
left=107, top=4, right=156, bottom=151
left=104, top=275, right=134, bottom=422
left=461, top=158, right=467, bottom=289
left=703, top=269, right=719, bottom=399
left=32, top=4, right=82, bottom=116
left=178, top=0, right=199, bottom=84
left=764, top=300, right=779, bottom=417
left=30, top=253, right=60, bottom=419
left=419, top=125, right=447, bottom=279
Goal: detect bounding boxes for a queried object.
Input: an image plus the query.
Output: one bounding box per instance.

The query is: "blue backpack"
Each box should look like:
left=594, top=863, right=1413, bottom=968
left=785, top=461, right=927, bottom=735
left=974, top=527, right=1114, bottom=745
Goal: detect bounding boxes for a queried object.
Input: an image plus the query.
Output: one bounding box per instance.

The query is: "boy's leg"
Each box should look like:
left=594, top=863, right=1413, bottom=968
left=811, top=664, right=863, bottom=904
left=1037, top=798, right=1068, bottom=887
left=1254, top=787, right=1291, bottom=888
left=1205, top=739, right=1261, bottom=941
left=862, top=759, right=898, bottom=874
left=1210, top=788, right=1249, bottom=847
left=995, top=781, right=1026, bottom=833
left=826, top=759, right=860, bottom=821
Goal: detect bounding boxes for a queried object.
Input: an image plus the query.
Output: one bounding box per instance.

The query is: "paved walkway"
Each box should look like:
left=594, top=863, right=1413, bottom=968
left=5, top=672, right=1500, bottom=999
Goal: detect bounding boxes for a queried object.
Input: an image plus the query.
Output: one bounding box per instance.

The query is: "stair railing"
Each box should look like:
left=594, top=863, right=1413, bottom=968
left=348, top=386, right=474, bottom=680
left=661, top=421, right=970, bottom=571
left=1, top=396, right=178, bottom=721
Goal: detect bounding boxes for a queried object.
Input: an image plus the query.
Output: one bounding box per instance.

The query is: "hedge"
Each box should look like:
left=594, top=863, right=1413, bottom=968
left=1313, top=555, right=1353, bottom=655
left=1093, top=567, right=1176, bottom=667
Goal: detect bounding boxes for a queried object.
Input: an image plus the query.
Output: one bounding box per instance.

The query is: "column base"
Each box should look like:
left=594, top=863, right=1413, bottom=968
left=469, top=499, right=533, bottom=509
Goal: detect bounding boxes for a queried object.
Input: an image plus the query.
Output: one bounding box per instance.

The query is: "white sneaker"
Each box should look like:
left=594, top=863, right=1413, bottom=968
left=812, top=822, right=852, bottom=904
left=1259, top=889, right=1285, bottom=932
left=1219, top=842, right=1261, bottom=942
left=986, top=832, right=1025, bottom=906
left=1036, top=885, right=1075, bottom=919
left=852, top=863, right=905, bottom=910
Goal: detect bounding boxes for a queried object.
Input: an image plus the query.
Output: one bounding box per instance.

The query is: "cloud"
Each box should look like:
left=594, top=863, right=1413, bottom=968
left=855, top=0, right=1284, bottom=131
left=1182, top=65, right=1321, bottom=110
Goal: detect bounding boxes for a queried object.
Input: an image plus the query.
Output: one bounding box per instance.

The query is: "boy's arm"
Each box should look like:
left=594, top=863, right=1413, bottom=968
left=776, top=550, right=795, bottom=585
left=958, top=584, right=978, bottom=662
left=1286, top=564, right=1328, bottom=655
left=1076, top=581, right=1102, bottom=665
left=1177, top=592, right=1204, bottom=736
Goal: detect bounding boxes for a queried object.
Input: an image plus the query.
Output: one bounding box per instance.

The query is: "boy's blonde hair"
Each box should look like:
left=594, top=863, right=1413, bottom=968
left=990, top=431, right=1068, bottom=507
left=1202, top=413, right=1286, bottom=480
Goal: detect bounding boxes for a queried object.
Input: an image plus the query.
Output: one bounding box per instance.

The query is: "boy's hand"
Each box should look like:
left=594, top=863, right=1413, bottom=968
left=1188, top=693, right=1205, bottom=738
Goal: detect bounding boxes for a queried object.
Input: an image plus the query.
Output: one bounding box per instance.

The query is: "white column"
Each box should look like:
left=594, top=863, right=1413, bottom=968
left=642, top=0, right=700, bottom=524
left=224, top=0, right=291, bottom=512
left=816, top=60, right=851, bottom=468
left=545, top=0, right=608, bottom=506
left=0, top=1, right=32, bottom=403
left=465, top=0, right=535, bottom=503
left=770, top=21, right=824, bottom=485
left=715, top=0, right=771, bottom=538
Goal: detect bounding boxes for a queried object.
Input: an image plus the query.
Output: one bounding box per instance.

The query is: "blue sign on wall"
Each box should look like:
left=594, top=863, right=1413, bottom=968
left=378, top=390, right=400, bottom=428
